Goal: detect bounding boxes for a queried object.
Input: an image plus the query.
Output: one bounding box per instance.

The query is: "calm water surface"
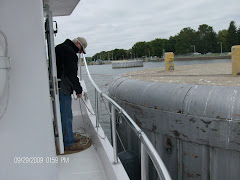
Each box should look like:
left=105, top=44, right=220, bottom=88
left=81, top=59, right=230, bottom=139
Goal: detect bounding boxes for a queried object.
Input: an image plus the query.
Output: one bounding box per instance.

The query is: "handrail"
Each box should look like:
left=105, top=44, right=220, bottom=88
left=0, top=30, right=8, bottom=56
left=82, top=54, right=171, bottom=180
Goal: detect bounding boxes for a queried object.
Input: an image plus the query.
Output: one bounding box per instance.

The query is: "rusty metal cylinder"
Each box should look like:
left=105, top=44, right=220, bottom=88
left=109, top=77, right=240, bottom=179
left=231, top=45, right=240, bottom=75
left=164, top=52, right=174, bottom=71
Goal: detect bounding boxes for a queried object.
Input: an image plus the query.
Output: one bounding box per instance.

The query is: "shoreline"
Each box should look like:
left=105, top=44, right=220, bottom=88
left=147, top=55, right=230, bottom=61
left=87, top=55, right=231, bottom=65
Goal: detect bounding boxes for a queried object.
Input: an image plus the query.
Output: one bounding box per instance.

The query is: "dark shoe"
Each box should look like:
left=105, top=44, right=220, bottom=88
left=65, top=143, right=85, bottom=151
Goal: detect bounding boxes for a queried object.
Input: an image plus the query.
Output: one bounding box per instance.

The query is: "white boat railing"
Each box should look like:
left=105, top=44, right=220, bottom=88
left=81, top=54, right=172, bottom=180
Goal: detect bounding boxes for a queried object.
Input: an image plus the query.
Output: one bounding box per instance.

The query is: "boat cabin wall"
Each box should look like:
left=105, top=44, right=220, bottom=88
left=0, top=1, right=57, bottom=180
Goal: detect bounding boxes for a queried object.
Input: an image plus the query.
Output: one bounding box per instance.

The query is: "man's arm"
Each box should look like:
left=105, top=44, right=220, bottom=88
left=63, top=48, right=82, bottom=94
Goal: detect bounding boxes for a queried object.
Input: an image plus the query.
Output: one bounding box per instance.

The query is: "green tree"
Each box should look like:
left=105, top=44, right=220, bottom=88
left=112, top=49, right=127, bottom=60
left=168, top=36, right=176, bottom=52
left=144, top=42, right=152, bottom=57
left=196, top=24, right=218, bottom=54
left=92, top=51, right=107, bottom=60
left=149, top=39, right=163, bottom=57
left=101, top=51, right=108, bottom=60
left=132, top=41, right=150, bottom=57
left=237, top=26, right=240, bottom=45
left=175, top=27, right=197, bottom=54
left=149, top=38, right=170, bottom=57
left=127, top=49, right=133, bottom=59
left=92, top=53, right=99, bottom=61
left=226, top=21, right=238, bottom=51
left=217, top=29, right=228, bottom=52
left=85, top=57, right=92, bottom=63
left=92, top=21, right=237, bottom=59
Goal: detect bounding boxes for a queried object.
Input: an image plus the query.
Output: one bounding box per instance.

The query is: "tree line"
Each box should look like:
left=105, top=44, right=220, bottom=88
left=92, top=21, right=240, bottom=60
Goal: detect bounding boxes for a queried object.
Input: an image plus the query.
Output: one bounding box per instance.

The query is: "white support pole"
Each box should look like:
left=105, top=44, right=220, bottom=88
left=46, top=7, right=64, bottom=154
left=111, top=105, right=118, bottom=164
left=141, top=143, right=149, bottom=180
left=220, top=42, right=223, bottom=55
left=95, top=88, right=99, bottom=128
left=79, top=53, right=82, bottom=80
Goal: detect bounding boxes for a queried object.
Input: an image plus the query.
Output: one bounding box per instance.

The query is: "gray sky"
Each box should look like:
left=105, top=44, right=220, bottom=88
left=54, top=0, right=240, bottom=57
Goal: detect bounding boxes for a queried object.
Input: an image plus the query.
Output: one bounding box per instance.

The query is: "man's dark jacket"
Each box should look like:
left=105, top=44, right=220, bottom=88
left=55, top=39, right=82, bottom=94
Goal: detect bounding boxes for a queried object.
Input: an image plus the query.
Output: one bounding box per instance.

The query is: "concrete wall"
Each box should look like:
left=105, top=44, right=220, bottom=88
left=112, top=60, right=143, bottom=69
left=109, top=77, right=240, bottom=180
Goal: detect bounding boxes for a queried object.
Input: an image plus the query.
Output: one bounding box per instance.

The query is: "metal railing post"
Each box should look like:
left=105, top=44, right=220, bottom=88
left=79, top=53, right=82, bottom=80
left=141, top=143, right=149, bottom=180
left=95, top=88, right=99, bottom=128
left=111, top=104, right=118, bottom=164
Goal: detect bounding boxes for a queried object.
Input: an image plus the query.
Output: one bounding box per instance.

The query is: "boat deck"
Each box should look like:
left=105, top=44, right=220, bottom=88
left=56, top=80, right=129, bottom=180
left=56, top=89, right=106, bottom=180
left=57, top=91, right=107, bottom=180
left=57, top=146, right=106, bottom=180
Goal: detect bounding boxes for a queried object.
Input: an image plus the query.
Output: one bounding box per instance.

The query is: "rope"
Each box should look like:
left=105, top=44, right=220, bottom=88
left=0, top=30, right=9, bottom=121
left=83, top=90, right=111, bottom=117
left=100, top=96, right=111, bottom=116
left=81, top=90, right=127, bottom=148
left=77, top=98, right=90, bottom=146
left=0, top=30, right=8, bottom=56
left=116, top=130, right=126, bottom=152
left=78, top=95, right=106, bottom=140
left=83, top=73, right=114, bottom=77
left=80, top=97, right=95, bottom=115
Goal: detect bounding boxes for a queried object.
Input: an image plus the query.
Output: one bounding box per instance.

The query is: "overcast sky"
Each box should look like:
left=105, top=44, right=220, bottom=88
left=54, top=0, right=240, bottom=57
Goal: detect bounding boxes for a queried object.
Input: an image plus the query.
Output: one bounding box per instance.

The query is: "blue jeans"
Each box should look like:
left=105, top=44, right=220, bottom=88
left=59, top=93, right=74, bottom=147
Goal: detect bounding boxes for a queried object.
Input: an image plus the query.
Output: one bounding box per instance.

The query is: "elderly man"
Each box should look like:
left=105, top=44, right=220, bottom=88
left=55, top=37, right=87, bottom=151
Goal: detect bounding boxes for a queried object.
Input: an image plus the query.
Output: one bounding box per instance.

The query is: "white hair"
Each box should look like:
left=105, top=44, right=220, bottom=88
left=72, top=38, right=78, bottom=43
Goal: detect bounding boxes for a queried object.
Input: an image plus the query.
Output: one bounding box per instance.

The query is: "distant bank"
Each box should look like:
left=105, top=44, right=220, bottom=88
left=87, top=55, right=231, bottom=65
left=146, top=55, right=231, bottom=61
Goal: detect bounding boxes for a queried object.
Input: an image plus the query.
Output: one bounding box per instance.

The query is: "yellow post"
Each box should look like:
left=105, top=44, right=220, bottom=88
left=231, top=45, right=240, bottom=75
left=165, top=52, right=174, bottom=71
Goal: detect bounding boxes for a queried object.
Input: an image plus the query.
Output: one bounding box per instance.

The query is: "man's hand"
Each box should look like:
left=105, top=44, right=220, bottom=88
left=76, top=93, right=82, bottom=98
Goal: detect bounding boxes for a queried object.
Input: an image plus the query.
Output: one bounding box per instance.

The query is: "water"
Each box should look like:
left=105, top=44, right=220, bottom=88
left=81, top=59, right=230, bottom=139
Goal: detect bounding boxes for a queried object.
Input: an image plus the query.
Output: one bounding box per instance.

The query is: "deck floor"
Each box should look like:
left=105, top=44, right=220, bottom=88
left=57, top=145, right=107, bottom=180
left=57, top=95, right=107, bottom=180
